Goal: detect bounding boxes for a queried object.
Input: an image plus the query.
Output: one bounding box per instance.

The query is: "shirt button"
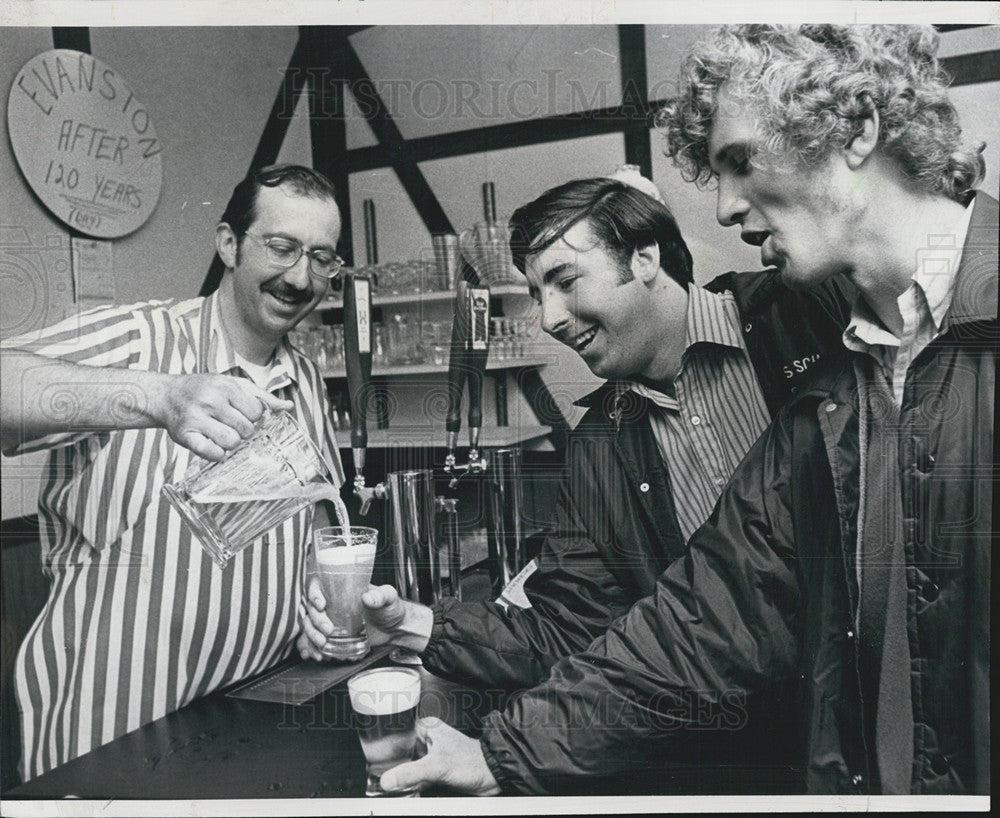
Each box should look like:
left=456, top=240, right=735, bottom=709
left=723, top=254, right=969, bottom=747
left=639, top=482, right=650, bottom=493
left=825, top=402, right=838, bottom=413
left=691, top=415, right=701, bottom=426
left=846, top=629, right=855, bottom=640
left=745, top=322, right=753, bottom=332
left=851, top=773, right=864, bottom=787
left=714, top=477, right=725, bottom=487
left=923, top=581, right=940, bottom=602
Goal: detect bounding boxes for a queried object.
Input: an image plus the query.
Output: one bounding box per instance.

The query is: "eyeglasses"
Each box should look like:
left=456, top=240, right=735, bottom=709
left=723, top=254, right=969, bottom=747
left=243, top=232, right=345, bottom=279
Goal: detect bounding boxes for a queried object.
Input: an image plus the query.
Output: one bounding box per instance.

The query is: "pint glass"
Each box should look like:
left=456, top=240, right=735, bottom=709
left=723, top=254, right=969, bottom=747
left=348, top=667, right=422, bottom=797
left=313, top=526, right=378, bottom=661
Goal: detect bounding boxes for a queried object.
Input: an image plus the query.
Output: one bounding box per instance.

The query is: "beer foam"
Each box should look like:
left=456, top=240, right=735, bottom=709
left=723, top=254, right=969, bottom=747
left=348, top=669, right=421, bottom=716
left=315, top=540, right=377, bottom=565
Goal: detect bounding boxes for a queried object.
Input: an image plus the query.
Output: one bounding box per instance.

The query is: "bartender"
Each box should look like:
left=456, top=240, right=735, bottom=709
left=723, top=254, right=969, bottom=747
left=0, top=164, right=346, bottom=780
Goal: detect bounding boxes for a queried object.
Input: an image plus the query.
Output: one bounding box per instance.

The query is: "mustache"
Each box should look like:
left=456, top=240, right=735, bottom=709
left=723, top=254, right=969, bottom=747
left=263, top=282, right=313, bottom=303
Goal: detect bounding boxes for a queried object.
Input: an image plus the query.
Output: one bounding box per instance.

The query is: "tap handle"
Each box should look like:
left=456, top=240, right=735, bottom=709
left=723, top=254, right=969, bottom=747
left=466, top=284, right=490, bottom=448
left=446, top=278, right=471, bottom=448
left=343, top=272, right=374, bottom=473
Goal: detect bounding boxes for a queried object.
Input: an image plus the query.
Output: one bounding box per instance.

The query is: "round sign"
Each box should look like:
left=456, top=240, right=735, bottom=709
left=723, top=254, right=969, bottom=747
left=8, top=49, right=163, bottom=238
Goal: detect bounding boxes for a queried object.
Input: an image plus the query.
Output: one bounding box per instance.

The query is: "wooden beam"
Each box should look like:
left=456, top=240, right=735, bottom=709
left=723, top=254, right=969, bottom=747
left=345, top=103, right=655, bottom=173
left=340, top=38, right=456, bottom=235
left=201, top=37, right=311, bottom=295
left=52, top=27, right=90, bottom=53
left=942, top=50, right=1000, bottom=87
left=618, top=24, right=652, bottom=179
left=300, top=28, right=355, bottom=267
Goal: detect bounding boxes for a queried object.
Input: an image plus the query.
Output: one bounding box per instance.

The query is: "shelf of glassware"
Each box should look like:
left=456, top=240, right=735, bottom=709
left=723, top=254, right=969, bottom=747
left=353, top=423, right=553, bottom=450
left=317, top=281, right=532, bottom=310
left=320, top=354, right=553, bottom=379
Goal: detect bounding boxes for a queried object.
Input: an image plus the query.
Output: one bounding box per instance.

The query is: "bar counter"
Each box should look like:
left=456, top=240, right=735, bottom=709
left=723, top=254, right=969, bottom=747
left=7, top=659, right=504, bottom=800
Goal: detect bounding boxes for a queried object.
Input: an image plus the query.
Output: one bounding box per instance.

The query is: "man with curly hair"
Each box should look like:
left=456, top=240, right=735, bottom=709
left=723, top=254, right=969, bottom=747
left=371, top=24, right=993, bottom=797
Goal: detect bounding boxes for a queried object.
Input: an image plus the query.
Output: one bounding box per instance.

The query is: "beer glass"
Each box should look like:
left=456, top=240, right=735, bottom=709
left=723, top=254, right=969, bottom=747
left=348, top=667, right=422, bottom=797
left=314, top=526, right=379, bottom=661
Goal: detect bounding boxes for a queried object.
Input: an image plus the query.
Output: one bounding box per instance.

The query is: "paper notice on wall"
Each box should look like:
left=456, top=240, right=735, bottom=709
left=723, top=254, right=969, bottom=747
left=0, top=228, right=75, bottom=337
left=71, top=236, right=115, bottom=306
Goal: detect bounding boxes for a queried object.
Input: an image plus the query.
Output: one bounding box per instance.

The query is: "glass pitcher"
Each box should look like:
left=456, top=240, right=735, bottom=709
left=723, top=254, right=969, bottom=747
left=162, top=410, right=338, bottom=569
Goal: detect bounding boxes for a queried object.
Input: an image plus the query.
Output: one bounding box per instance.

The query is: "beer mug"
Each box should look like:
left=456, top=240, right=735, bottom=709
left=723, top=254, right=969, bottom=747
left=314, top=526, right=379, bottom=661
left=348, top=667, right=422, bottom=797
left=162, top=410, right=338, bottom=569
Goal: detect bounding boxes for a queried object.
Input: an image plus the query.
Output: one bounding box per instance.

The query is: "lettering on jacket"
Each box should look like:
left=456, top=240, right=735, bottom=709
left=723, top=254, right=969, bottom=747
left=783, top=353, right=822, bottom=379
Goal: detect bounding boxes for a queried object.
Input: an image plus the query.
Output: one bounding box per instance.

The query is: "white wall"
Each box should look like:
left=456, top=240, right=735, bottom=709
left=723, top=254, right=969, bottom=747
left=1, top=26, right=308, bottom=518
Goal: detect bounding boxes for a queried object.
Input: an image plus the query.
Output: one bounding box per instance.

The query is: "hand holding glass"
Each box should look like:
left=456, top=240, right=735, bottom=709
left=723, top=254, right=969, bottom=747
left=314, top=526, right=378, bottom=660
left=348, top=667, right=422, bottom=797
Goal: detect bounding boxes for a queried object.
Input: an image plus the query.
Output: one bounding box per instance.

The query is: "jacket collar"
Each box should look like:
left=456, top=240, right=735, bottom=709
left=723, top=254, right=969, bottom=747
left=704, top=269, right=784, bottom=317
left=946, top=191, right=998, bottom=327
left=575, top=380, right=625, bottom=409
left=573, top=274, right=767, bottom=411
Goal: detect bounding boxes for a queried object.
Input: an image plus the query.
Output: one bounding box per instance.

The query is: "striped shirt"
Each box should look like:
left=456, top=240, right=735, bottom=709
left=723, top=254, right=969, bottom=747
left=3, top=293, right=344, bottom=780
left=625, top=285, right=771, bottom=541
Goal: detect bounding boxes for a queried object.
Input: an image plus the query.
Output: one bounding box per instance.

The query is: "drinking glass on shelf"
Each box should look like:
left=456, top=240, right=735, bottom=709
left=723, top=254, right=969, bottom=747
left=313, top=328, right=330, bottom=370
left=512, top=319, right=528, bottom=357
left=416, top=259, right=437, bottom=292
left=372, top=323, right=388, bottom=367
left=400, top=261, right=421, bottom=294
left=387, top=314, right=423, bottom=365
left=421, top=320, right=451, bottom=366
left=328, top=325, right=345, bottom=370
left=490, top=318, right=506, bottom=360
left=348, top=667, right=422, bottom=797
left=381, top=262, right=404, bottom=295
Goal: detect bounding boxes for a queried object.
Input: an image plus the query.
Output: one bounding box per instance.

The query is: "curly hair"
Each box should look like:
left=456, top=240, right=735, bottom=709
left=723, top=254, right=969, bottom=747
left=657, top=25, right=985, bottom=201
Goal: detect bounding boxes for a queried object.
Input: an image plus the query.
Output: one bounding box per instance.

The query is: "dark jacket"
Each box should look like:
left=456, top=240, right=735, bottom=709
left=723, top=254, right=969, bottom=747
left=423, top=271, right=853, bottom=691
left=479, top=193, right=995, bottom=795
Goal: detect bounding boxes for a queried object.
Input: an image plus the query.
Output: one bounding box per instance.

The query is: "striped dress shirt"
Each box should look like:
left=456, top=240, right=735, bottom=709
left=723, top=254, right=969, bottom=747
left=625, top=285, right=771, bottom=541
left=3, top=294, right=344, bottom=780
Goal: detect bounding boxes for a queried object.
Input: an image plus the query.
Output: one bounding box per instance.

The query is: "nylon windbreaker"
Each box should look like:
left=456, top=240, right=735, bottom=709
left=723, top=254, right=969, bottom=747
left=477, top=193, right=995, bottom=795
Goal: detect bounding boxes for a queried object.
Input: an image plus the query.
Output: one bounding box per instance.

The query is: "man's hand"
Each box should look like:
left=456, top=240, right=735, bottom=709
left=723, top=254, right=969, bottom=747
left=297, top=574, right=334, bottom=661
left=156, top=373, right=292, bottom=461
left=361, top=585, right=434, bottom=653
left=380, top=718, right=501, bottom=796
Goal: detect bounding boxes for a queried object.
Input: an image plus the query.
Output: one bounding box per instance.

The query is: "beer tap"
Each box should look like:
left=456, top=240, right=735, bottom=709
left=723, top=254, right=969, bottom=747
left=343, top=273, right=462, bottom=609
left=342, top=269, right=386, bottom=515
left=443, top=275, right=491, bottom=487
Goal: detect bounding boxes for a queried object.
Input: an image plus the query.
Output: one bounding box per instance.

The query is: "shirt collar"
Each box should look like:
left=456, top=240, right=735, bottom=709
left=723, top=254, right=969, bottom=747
left=622, top=285, right=744, bottom=411
left=202, top=292, right=297, bottom=392
left=843, top=197, right=976, bottom=352
left=684, top=284, right=745, bottom=352
left=916, top=196, right=976, bottom=332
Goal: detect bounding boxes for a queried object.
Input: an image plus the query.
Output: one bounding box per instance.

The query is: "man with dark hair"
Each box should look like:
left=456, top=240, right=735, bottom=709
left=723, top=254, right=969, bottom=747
left=301, top=173, right=850, bottom=711
left=370, top=24, right=993, bottom=797
left=1, top=164, right=346, bottom=779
